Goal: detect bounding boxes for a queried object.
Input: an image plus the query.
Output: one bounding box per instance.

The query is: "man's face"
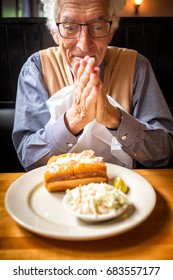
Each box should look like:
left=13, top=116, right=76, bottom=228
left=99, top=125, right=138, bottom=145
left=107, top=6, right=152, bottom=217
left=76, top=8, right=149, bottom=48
left=53, top=0, right=115, bottom=67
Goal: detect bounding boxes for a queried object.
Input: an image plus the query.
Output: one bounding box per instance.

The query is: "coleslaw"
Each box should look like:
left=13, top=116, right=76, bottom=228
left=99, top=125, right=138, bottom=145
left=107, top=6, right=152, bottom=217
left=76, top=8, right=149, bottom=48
left=66, top=182, right=128, bottom=215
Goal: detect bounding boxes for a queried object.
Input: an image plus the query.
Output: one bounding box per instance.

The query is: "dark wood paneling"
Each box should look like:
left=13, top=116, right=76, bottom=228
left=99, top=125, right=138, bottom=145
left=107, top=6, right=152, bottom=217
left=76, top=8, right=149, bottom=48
left=6, top=23, right=25, bottom=101
left=0, top=23, right=11, bottom=102
left=159, top=21, right=173, bottom=107
left=0, top=18, right=55, bottom=106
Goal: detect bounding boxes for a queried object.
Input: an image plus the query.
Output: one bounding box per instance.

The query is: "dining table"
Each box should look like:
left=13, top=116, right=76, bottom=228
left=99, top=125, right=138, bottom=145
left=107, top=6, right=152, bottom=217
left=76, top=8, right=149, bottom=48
left=0, top=168, right=173, bottom=260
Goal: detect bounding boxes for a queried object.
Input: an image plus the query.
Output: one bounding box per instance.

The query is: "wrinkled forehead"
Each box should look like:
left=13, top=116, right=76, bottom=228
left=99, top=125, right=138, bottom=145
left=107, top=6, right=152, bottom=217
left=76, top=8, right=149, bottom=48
left=57, top=0, right=114, bottom=21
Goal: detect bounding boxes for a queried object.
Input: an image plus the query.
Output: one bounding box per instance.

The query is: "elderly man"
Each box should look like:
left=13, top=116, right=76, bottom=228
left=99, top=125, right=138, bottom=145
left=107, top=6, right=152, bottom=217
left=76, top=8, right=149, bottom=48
left=13, top=0, right=173, bottom=170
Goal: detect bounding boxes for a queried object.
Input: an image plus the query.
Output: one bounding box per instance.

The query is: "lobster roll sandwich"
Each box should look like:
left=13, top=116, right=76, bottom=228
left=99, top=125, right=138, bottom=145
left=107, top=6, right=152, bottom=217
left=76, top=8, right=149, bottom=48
left=44, top=150, right=108, bottom=192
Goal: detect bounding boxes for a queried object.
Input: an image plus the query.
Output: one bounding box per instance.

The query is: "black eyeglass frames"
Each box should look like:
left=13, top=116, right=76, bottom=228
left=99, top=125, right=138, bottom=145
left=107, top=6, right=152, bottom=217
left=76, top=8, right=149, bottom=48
left=56, top=21, right=113, bottom=39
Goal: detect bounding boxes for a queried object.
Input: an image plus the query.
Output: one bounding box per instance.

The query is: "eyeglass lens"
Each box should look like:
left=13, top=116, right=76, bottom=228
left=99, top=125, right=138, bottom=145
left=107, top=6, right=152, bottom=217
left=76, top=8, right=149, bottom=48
left=57, top=21, right=111, bottom=38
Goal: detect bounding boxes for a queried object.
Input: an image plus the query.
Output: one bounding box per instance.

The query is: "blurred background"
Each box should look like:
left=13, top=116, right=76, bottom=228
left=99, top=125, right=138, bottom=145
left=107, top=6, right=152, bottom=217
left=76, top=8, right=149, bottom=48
left=0, top=0, right=173, bottom=18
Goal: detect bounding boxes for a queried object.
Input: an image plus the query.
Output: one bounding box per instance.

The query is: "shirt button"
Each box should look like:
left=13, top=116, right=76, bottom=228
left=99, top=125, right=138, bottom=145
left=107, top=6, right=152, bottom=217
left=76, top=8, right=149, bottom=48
left=121, top=135, right=127, bottom=141
left=67, top=143, right=73, bottom=147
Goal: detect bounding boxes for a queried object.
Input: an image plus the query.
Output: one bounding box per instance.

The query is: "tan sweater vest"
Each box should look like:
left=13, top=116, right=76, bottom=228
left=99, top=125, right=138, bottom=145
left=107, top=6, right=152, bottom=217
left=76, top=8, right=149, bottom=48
left=39, top=46, right=137, bottom=113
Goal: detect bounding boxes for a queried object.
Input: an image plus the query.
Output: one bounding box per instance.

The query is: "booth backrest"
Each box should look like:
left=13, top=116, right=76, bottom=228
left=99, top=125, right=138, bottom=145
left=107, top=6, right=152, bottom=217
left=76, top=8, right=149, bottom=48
left=0, top=17, right=173, bottom=171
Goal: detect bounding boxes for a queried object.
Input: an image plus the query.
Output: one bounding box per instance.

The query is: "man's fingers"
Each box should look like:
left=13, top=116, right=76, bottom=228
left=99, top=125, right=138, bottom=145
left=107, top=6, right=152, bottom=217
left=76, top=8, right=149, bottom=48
left=76, top=56, right=96, bottom=85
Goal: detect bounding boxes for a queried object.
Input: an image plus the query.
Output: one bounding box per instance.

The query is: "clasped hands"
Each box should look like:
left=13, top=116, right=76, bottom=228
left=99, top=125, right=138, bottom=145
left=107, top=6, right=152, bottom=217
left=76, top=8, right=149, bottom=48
left=65, top=56, right=121, bottom=135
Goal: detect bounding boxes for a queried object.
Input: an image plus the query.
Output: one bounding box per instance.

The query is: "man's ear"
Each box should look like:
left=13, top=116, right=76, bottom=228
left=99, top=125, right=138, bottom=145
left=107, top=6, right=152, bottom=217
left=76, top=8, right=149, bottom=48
left=107, top=32, right=114, bottom=45
left=51, top=31, right=59, bottom=45
left=109, top=33, right=114, bottom=43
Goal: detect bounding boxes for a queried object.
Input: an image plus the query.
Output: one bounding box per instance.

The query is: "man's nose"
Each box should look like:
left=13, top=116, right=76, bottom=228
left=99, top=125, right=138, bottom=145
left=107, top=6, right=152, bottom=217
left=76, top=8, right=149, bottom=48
left=76, top=26, right=92, bottom=53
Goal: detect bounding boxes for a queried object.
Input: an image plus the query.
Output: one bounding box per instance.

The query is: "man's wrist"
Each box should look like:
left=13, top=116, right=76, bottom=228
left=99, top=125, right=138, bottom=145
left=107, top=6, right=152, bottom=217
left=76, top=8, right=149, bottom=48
left=105, top=107, right=122, bottom=130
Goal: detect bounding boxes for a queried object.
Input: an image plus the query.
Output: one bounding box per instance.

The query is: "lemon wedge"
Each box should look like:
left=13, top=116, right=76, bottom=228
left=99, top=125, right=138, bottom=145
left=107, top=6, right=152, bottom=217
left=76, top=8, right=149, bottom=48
left=112, top=177, right=128, bottom=194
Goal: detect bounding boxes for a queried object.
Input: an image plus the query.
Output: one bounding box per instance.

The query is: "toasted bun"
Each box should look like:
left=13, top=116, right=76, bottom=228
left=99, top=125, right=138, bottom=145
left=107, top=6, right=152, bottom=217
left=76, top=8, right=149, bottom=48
left=45, top=177, right=108, bottom=192
left=44, top=150, right=108, bottom=192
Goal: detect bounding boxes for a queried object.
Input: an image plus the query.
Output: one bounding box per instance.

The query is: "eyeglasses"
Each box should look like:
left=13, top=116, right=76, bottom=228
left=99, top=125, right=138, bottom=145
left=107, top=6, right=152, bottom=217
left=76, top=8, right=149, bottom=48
left=56, top=21, right=113, bottom=39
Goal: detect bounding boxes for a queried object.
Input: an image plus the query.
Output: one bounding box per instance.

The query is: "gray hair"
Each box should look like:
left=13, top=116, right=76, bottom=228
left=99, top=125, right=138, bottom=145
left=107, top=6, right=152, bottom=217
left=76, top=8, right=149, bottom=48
left=40, top=0, right=126, bottom=32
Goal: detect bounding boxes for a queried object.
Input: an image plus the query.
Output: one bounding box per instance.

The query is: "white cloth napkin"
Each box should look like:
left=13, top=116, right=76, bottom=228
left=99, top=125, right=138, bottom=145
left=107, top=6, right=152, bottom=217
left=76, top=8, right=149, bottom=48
left=46, top=86, right=133, bottom=168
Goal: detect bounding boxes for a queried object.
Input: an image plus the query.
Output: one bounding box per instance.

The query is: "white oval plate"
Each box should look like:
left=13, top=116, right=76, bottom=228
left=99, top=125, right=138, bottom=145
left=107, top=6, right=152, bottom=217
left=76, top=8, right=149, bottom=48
left=63, top=187, right=128, bottom=222
left=5, top=164, right=156, bottom=241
